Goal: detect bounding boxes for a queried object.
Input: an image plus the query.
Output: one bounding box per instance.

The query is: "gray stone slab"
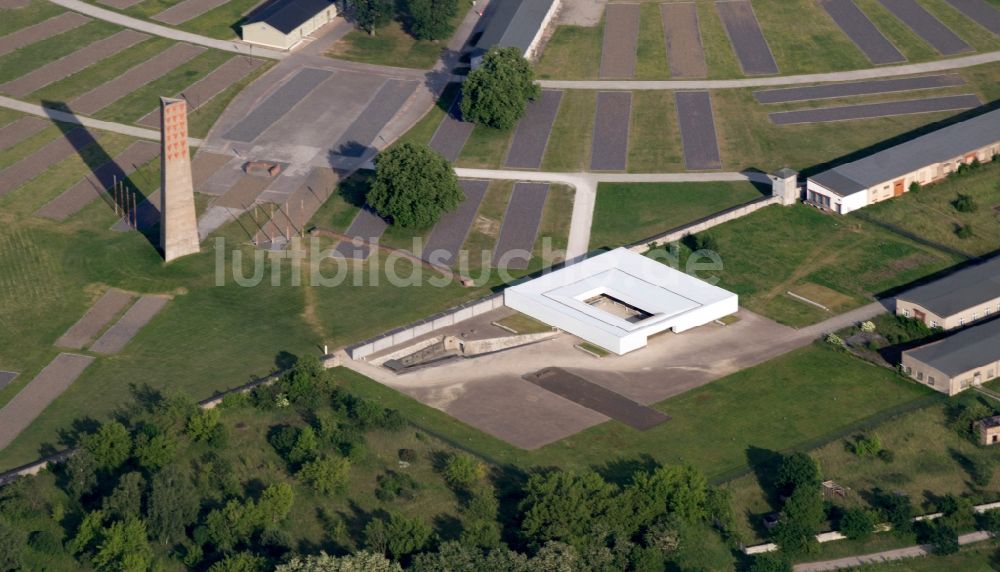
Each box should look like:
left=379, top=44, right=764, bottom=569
left=334, top=207, right=388, bottom=260
left=330, top=78, right=418, bottom=159
left=491, top=182, right=549, bottom=269
left=524, top=368, right=670, bottom=430
left=600, top=3, right=640, bottom=79
left=138, top=57, right=265, bottom=127
left=769, top=93, right=981, bottom=124
left=153, top=0, right=229, bottom=25
left=715, top=0, right=779, bottom=75
left=819, top=0, right=907, bottom=64
left=0, top=353, right=95, bottom=451
left=55, top=288, right=135, bottom=349
left=0, top=12, right=89, bottom=58
left=223, top=68, right=334, bottom=143
left=192, top=152, right=235, bottom=191
left=590, top=91, right=631, bottom=171
left=0, top=116, right=47, bottom=151
left=0, top=0, right=30, bottom=7
left=98, top=0, right=144, bottom=8
left=0, top=371, right=17, bottom=391
left=69, top=43, right=205, bottom=115
left=675, top=90, right=722, bottom=171
left=0, top=128, right=97, bottom=197
left=1, top=29, right=148, bottom=97
left=754, top=74, right=966, bottom=103
left=213, top=173, right=272, bottom=209
left=35, top=140, right=160, bottom=220
left=662, top=3, right=708, bottom=78
left=429, top=96, right=475, bottom=162
left=90, top=295, right=169, bottom=354
left=504, top=90, right=562, bottom=169
left=423, top=179, right=488, bottom=266
left=944, top=0, right=1000, bottom=35
left=878, top=0, right=972, bottom=54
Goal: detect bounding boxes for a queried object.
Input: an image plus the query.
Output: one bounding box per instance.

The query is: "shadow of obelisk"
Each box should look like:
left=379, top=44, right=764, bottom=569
left=160, top=97, right=200, bottom=262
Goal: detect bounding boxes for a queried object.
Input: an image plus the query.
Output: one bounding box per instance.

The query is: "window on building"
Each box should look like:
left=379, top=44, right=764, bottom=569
left=917, top=372, right=924, bottom=381
left=930, top=376, right=936, bottom=385
left=989, top=370, right=995, bottom=379
left=960, top=318, right=966, bottom=326
left=961, top=379, right=969, bottom=389
left=905, top=366, right=912, bottom=374
left=931, top=321, right=938, bottom=328
left=973, top=313, right=979, bottom=321
left=903, top=309, right=910, bottom=317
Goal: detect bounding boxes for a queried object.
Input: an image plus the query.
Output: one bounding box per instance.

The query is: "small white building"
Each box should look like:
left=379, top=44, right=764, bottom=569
left=806, top=108, right=1000, bottom=215
left=241, top=0, right=337, bottom=51
left=504, top=248, right=738, bottom=355
left=471, top=0, right=561, bottom=68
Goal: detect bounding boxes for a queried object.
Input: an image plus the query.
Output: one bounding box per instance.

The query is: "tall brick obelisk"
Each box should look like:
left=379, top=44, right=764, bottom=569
left=159, top=97, right=199, bottom=262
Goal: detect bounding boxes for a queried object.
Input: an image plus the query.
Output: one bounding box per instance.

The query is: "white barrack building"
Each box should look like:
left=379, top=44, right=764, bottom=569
left=504, top=248, right=738, bottom=355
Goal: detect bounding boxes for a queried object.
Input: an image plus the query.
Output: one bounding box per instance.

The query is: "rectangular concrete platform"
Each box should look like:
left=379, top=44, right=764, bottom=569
left=55, top=288, right=135, bottom=349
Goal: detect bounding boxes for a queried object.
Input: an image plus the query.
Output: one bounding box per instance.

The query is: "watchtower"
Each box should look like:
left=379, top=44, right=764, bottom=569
left=770, top=167, right=800, bottom=206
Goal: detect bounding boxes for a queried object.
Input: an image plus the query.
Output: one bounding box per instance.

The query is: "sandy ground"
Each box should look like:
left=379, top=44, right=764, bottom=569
left=558, top=0, right=607, bottom=26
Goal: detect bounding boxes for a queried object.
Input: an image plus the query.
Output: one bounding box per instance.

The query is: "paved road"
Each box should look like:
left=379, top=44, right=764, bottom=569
left=794, top=531, right=993, bottom=571
left=539, top=50, right=1000, bottom=90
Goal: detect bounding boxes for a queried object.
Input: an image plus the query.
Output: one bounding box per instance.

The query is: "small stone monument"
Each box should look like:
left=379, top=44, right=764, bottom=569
left=159, top=97, right=199, bottom=262
left=770, top=167, right=800, bottom=206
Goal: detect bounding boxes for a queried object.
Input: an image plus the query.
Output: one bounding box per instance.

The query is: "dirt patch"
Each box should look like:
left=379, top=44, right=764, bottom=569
left=473, top=215, right=500, bottom=237
left=790, top=282, right=855, bottom=311
left=558, top=0, right=606, bottom=26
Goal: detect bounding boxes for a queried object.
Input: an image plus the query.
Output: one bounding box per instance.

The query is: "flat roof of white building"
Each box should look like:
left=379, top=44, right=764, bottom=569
left=504, top=248, right=738, bottom=354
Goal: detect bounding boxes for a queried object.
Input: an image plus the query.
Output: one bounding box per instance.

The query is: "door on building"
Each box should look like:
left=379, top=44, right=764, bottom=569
left=893, top=179, right=904, bottom=197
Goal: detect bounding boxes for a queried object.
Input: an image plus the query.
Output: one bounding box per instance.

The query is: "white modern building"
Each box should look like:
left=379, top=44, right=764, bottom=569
left=504, top=248, right=738, bottom=355
left=806, top=108, right=1000, bottom=215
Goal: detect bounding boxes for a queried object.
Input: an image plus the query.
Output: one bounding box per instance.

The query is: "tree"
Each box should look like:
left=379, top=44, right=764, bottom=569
left=147, top=466, right=199, bottom=544
left=368, top=143, right=462, bottom=229
left=351, top=0, right=393, bottom=35
left=92, top=518, right=153, bottom=572
left=64, top=449, right=99, bottom=499
left=132, top=430, right=177, bottom=471
left=384, top=512, right=432, bottom=560
left=460, top=47, right=540, bottom=130
left=276, top=551, right=402, bottom=572
left=409, top=541, right=480, bottom=571
left=953, top=193, right=978, bottom=213
left=442, top=453, right=486, bottom=490
left=186, top=408, right=221, bottom=442
left=838, top=507, right=875, bottom=541
left=299, top=456, right=351, bottom=496
left=207, top=551, right=268, bottom=572
left=926, top=523, right=959, bottom=555
left=82, top=422, right=132, bottom=471
left=519, top=470, right=617, bottom=548
left=406, top=0, right=458, bottom=40
left=0, top=517, right=23, bottom=572
left=776, top=453, right=821, bottom=496
left=872, top=490, right=914, bottom=535
left=103, top=472, right=145, bottom=521
left=748, top=552, right=791, bottom=572
left=257, top=483, right=295, bottom=527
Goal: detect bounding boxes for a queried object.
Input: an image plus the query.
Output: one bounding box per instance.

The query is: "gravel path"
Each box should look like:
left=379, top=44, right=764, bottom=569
left=819, top=0, right=906, bottom=64
left=662, top=3, right=708, bottom=78
left=769, top=93, right=981, bottom=124
left=716, top=0, right=779, bottom=75
left=590, top=91, right=631, bottom=171
left=794, top=531, right=993, bottom=571
left=600, top=3, right=640, bottom=79
left=90, top=295, right=169, bottom=355
left=504, top=90, right=562, bottom=169
left=754, top=74, right=965, bottom=103
left=2, top=29, right=148, bottom=97
left=491, top=182, right=549, bottom=269
left=35, top=140, right=160, bottom=220
left=55, top=289, right=135, bottom=349
left=0, top=116, right=47, bottom=151
left=69, top=43, right=206, bottom=115
left=878, top=0, right=972, bottom=55
left=0, top=12, right=89, bottom=58
left=0, top=353, right=95, bottom=451
left=423, top=179, right=488, bottom=266
left=675, top=90, right=722, bottom=170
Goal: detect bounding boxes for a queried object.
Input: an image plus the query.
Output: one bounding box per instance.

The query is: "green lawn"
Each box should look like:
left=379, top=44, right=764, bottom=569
left=725, top=400, right=993, bottom=545
left=859, top=154, right=1000, bottom=258
left=0, top=0, right=63, bottom=37
left=540, top=90, right=596, bottom=172
left=635, top=3, right=668, bottom=80
left=326, top=19, right=450, bottom=70
left=455, top=123, right=515, bottom=169
left=588, top=181, right=766, bottom=249
left=754, top=0, right=870, bottom=74
left=650, top=204, right=958, bottom=327
left=534, top=22, right=603, bottom=80
left=0, top=20, right=120, bottom=87
left=854, top=0, right=940, bottom=61
left=342, top=344, right=934, bottom=479
left=112, top=0, right=263, bottom=40
left=627, top=90, right=684, bottom=173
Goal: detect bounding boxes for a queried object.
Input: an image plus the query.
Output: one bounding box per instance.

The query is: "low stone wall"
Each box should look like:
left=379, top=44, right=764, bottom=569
left=628, top=196, right=780, bottom=252
left=346, top=293, right=506, bottom=361
left=445, top=331, right=559, bottom=356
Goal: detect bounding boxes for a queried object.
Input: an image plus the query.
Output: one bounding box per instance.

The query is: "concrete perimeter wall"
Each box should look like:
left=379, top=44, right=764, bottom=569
left=346, top=293, right=506, bottom=361
left=628, top=195, right=780, bottom=252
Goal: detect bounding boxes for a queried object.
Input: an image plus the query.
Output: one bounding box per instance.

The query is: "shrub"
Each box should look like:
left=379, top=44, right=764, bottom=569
left=955, top=224, right=974, bottom=239
left=27, top=530, right=62, bottom=555
left=838, top=507, right=875, bottom=541
left=970, top=456, right=994, bottom=487
left=926, top=523, right=959, bottom=555
left=696, top=233, right=720, bottom=253
left=375, top=471, right=420, bottom=502
left=748, top=551, right=791, bottom=572
left=851, top=433, right=883, bottom=457
left=442, top=454, right=486, bottom=489
left=398, top=448, right=417, bottom=463
left=859, top=320, right=876, bottom=333
left=908, top=181, right=921, bottom=193
left=298, top=456, right=351, bottom=496
left=824, top=333, right=845, bottom=348
left=877, top=448, right=895, bottom=463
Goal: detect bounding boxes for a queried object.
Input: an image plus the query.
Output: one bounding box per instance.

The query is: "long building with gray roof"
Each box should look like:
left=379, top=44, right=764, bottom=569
left=896, top=256, right=1000, bottom=330
left=806, top=107, right=1000, bottom=214
left=471, top=0, right=561, bottom=65
left=902, top=317, right=1000, bottom=395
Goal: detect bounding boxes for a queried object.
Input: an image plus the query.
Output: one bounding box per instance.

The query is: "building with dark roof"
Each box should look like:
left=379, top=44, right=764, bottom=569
left=975, top=415, right=1000, bottom=446
left=902, top=317, right=1000, bottom=395
left=471, top=0, right=560, bottom=66
left=805, top=108, right=1000, bottom=214
left=896, top=256, right=1000, bottom=330
left=242, top=0, right=337, bottom=50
